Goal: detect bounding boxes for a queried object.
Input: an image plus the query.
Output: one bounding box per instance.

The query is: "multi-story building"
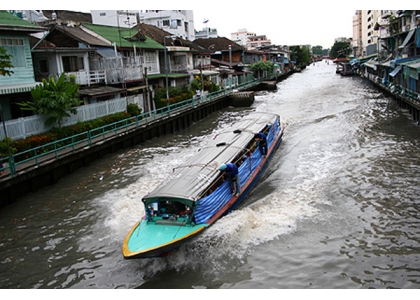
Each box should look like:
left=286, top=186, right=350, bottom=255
left=195, top=27, right=218, bottom=39
left=352, top=10, right=363, bottom=57
left=360, top=10, right=382, bottom=56
left=139, top=10, right=195, bottom=41
left=231, top=28, right=256, bottom=47
left=91, top=10, right=139, bottom=28
left=0, top=11, right=44, bottom=120
left=247, top=35, right=271, bottom=50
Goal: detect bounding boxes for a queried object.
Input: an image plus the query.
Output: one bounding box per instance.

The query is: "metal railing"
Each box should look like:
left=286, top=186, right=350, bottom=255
left=0, top=75, right=276, bottom=178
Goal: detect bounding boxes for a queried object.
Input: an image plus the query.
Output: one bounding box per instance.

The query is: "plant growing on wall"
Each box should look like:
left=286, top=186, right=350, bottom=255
left=0, top=47, right=13, bottom=76
left=18, top=73, right=82, bottom=128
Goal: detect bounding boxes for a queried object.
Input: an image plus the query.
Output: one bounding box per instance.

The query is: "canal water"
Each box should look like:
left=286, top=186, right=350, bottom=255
left=1, top=61, right=420, bottom=289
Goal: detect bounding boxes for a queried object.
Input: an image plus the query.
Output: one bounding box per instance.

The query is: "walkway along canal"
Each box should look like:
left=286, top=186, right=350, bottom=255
left=0, top=74, right=289, bottom=208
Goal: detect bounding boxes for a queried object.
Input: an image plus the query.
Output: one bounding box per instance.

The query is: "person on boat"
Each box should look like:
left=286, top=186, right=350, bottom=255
left=254, top=132, right=267, bottom=157
left=220, top=163, right=241, bottom=196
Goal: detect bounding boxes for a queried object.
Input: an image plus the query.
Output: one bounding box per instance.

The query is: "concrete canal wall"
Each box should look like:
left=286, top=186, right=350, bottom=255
left=0, top=95, right=231, bottom=208
left=0, top=72, right=294, bottom=208
left=365, top=76, right=420, bottom=123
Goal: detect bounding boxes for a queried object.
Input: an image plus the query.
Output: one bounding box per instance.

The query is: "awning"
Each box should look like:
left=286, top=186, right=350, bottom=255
left=389, top=66, right=402, bottom=77
left=398, top=29, right=415, bottom=49
left=127, top=85, right=146, bottom=92
left=399, top=59, right=420, bottom=71
left=398, top=59, right=420, bottom=80
left=79, top=86, right=126, bottom=97
left=363, top=60, right=377, bottom=70
left=97, top=47, right=119, bottom=58
left=0, top=82, right=41, bottom=95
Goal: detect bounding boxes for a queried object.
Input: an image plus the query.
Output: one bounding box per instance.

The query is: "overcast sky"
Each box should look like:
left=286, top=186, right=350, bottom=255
left=15, top=1, right=407, bottom=49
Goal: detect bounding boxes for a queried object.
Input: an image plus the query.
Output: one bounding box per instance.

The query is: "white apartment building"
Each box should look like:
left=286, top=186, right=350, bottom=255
left=353, top=10, right=399, bottom=57
left=91, top=10, right=139, bottom=28
left=139, top=10, right=195, bottom=41
left=231, top=28, right=256, bottom=46
left=352, top=10, right=363, bottom=57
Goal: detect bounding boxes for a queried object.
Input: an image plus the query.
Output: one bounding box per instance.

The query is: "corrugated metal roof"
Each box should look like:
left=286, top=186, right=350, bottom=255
left=81, top=23, right=164, bottom=50
left=0, top=10, right=44, bottom=32
left=143, top=112, right=278, bottom=204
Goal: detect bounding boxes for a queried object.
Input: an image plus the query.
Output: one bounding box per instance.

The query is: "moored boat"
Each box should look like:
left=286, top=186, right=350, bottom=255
left=122, top=112, right=285, bottom=259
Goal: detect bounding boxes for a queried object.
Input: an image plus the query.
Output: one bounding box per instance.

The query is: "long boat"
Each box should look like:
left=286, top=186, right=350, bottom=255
left=122, top=112, right=285, bottom=259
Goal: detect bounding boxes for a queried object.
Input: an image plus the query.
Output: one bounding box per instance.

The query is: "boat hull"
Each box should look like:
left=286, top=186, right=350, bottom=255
left=123, top=219, right=208, bottom=259
left=122, top=114, right=285, bottom=259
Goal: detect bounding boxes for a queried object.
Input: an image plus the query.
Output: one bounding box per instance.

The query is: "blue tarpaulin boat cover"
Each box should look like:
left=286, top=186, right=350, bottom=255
left=194, top=120, right=281, bottom=224
left=142, top=113, right=282, bottom=224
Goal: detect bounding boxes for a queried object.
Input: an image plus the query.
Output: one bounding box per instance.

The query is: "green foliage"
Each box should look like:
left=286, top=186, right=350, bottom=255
left=127, top=103, right=142, bottom=116
left=0, top=137, right=17, bottom=157
left=18, top=73, right=82, bottom=128
left=0, top=47, right=14, bottom=76
left=153, top=86, right=194, bottom=109
left=330, top=41, right=352, bottom=58
left=190, top=75, right=220, bottom=93
left=250, top=61, right=275, bottom=73
left=190, top=76, right=202, bottom=91
left=312, top=46, right=323, bottom=56
left=290, top=46, right=311, bottom=67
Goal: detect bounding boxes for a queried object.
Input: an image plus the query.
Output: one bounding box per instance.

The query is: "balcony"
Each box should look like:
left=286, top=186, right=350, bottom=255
left=65, top=70, right=106, bottom=86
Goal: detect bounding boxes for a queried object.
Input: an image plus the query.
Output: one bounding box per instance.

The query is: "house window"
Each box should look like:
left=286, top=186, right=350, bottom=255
left=174, top=55, right=186, bottom=66
left=163, top=20, right=170, bottom=27
left=0, top=38, right=26, bottom=68
left=37, top=58, right=49, bottom=73
left=62, top=56, right=84, bottom=72
left=99, top=12, right=106, bottom=16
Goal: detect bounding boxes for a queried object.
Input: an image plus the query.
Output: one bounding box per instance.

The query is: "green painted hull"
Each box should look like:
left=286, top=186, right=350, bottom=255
left=123, top=219, right=208, bottom=259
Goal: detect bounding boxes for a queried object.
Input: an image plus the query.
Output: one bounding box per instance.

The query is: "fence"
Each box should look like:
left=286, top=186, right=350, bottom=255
left=0, top=75, right=275, bottom=177
left=0, top=96, right=143, bottom=141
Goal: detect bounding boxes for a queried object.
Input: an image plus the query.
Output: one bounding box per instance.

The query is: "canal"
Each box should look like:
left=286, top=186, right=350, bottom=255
left=1, top=61, right=420, bottom=289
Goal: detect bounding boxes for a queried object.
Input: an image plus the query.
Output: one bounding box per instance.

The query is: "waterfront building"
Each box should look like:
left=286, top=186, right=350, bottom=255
left=352, top=10, right=363, bottom=57
left=0, top=11, right=44, bottom=120
left=247, top=35, right=271, bottom=50
left=139, top=10, right=195, bottom=42
left=231, top=28, right=256, bottom=47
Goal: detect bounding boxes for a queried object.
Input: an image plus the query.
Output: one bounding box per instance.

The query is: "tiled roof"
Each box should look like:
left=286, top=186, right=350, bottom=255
left=0, top=10, right=44, bottom=32
left=135, top=23, right=210, bottom=54
left=54, top=25, right=111, bottom=47
left=82, top=23, right=164, bottom=50
left=193, top=37, right=243, bottom=52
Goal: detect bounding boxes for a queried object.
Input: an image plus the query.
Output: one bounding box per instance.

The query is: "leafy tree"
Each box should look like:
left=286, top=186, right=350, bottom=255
left=290, top=46, right=311, bottom=68
left=312, top=46, right=323, bottom=56
left=330, top=41, right=352, bottom=58
left=18, top=73, right=82, bottom=128
left=250, top=61, right=275, bottom=78
left=0, top=47, right=14, bottom=76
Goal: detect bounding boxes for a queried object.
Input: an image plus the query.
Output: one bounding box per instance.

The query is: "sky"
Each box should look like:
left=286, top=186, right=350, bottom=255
left=12, top=1, right=407, bottom=49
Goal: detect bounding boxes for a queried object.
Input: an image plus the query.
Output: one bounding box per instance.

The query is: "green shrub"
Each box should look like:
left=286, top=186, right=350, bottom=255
left=127, top=103, right=141, bottom=116
left=0, top=137, right=17, bottom=157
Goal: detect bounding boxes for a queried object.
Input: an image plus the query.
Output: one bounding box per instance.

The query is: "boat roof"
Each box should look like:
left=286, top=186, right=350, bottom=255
left=143, top=112, right=279, bottom=205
